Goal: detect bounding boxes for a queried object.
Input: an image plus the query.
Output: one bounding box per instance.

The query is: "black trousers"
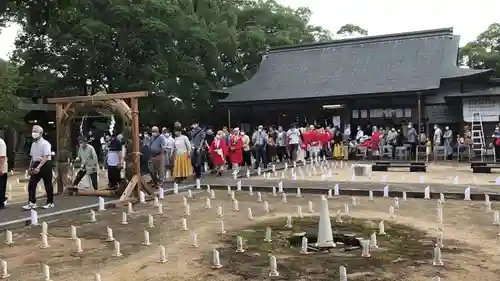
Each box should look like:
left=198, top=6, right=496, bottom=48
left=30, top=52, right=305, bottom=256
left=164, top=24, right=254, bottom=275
left=191, top=149, right=204, bottom=179
left=73, top=170, right=98, bottom=190
left=242, top=150, right=252, bottom=167
left=0, top=173, right=7, bottom=207
left=107, top=165, right=121, bottom=189
left=289, top=144, right=298, bottom=162
left=276, top=146, right=286, bottom=162
left=27, top=161, right=54, bottom=204
left=494, top=144, right=500, bottom=162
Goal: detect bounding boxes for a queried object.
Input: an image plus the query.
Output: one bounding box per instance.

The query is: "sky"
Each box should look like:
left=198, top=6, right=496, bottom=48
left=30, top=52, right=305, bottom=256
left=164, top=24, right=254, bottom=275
left=1, top=0, right=499, bottom=60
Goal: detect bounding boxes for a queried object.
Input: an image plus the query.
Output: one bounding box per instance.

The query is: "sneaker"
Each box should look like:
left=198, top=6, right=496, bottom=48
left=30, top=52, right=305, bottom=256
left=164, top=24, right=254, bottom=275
left=22, top=203, right=37, bottom=210
left=42, top=203, right=55, bottom=209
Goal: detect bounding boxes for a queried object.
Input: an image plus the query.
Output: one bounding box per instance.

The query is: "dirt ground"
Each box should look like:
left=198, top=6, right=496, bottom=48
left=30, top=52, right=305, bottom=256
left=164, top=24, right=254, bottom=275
left=1, top=188, right=500, bottom=281
left=263, top=161, right=500, bottom=186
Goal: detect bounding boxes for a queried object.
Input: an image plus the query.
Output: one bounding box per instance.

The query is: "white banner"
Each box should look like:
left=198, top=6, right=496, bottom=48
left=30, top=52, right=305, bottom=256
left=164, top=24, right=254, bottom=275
left=462, top=97, right=500, bottom=122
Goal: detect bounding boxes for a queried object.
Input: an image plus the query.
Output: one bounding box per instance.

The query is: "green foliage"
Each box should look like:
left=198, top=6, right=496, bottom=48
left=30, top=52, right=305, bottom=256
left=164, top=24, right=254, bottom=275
left=0, top=59, right=22, bottom=128
left=6, top=0, right=333, bottom=125
left=336, top=23, right=368, bottom=36
left=460, top=23, right=500, bottom=76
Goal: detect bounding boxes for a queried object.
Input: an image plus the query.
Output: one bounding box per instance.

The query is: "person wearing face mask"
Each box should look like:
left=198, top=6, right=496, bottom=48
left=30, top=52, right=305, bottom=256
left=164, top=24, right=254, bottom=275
left=209, top=130, right=227, bottom=176
left=73, top=136, right=99, bottom=190
left=107, top=131, right=123, bottom=190
left=240, top=131, right=252, bottom=170
left=286, top=124, right=300, bottom=163
left=188, top=121, right=206, bottom=180
left=355, top=126, right=364, bottom=143
left=276, top=126, right=287, bottom=163
left=386, top=127, right=398, bottom=159
left=148, top=126, right=166, bottom=187
left=172, top=128, right=192, bottom=182
left=492, top=126, right=500, bottom=161
left=406, top=123, right=418, bottom=160
left=443, top=126, right=453, bottom=160
left=252, top=125, right=268, bottom=169
left=23, top=125, right=55, bottom=210
left=433, top=125, right=442, bottom=150
left=162, top=128, right=174, bottom=176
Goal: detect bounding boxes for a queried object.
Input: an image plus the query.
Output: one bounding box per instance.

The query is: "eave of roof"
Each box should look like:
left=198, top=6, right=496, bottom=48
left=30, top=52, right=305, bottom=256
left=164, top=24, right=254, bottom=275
left=214, top=27, right=493, bottom=104
left=445, top=86, right=500, bottom=98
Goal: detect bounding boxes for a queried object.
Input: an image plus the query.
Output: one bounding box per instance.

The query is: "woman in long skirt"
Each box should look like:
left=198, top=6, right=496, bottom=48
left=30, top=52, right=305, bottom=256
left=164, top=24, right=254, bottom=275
left=172, top=129, right=193, bottom=183
left=333, top=128, right=344, bottom=159
left=209, top=131, right=227, bottom=176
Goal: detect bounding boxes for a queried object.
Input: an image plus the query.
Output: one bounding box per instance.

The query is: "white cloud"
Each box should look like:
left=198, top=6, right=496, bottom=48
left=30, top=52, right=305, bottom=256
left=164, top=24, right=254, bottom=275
left=1, top=0, right=499, bottom=60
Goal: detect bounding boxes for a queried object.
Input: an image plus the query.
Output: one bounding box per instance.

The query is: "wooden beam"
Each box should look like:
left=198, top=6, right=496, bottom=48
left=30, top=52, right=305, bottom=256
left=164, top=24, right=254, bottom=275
left=47, top=91, right=148, bottom=104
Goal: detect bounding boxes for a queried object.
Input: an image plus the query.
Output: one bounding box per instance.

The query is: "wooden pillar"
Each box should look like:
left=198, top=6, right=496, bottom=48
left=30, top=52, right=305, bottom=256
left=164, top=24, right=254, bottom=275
left=55, top=103, right=64, bottom=194
left=130, top=97, right=141, bottom=197
left=227, top=108, right=231, bottom=129
left=417, top=93, right=422, bottom=131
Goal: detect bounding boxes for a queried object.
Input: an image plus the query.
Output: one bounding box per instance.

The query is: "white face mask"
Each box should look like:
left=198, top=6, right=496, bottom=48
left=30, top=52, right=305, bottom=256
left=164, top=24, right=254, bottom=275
left=32, top=132, right=40, bottom=139
left=258, top=128, right=262, bottom=132
left=434, top=127, right=438, bottom=130
left=391, top=128, right=395, bottom=131
left=445, top=127, right=449, bottom=130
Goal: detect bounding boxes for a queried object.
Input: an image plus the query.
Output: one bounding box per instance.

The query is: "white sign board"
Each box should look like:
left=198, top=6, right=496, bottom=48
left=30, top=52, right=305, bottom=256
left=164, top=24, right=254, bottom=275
left=463, top=97, right=500, bottom=122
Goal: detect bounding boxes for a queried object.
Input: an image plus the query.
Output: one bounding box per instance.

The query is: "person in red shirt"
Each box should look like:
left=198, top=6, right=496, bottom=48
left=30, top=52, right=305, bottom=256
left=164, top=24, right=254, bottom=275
left=209, top=131, right=227, bottom=176
left=228, top=128, right=243, bottom=173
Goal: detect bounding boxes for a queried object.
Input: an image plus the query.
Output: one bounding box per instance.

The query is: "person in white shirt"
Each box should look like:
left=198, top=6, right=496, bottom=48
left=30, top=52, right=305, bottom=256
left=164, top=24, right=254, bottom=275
left=172, top=128, right=192, bottom=182
left=23, top=125, right=55, bottom=210
left=0, top=137, right=8, bottom=209
left=162, top=127, right=174, bottom=177
left=286, top=124, right=300, bottom=162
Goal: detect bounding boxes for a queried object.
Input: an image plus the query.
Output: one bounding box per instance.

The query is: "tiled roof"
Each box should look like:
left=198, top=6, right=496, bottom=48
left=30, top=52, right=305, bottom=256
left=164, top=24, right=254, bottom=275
left=215, top=28, right=492, bottom=103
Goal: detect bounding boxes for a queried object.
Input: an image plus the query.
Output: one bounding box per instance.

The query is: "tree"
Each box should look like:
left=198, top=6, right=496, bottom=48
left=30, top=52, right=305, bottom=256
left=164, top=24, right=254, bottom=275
left=459, top=23, right=500, bottom=76
left=0, top=59, right=22, bottom=127
left=336, top=24, right=368, bottom=37
left=7, top=0, right=333, bottom=125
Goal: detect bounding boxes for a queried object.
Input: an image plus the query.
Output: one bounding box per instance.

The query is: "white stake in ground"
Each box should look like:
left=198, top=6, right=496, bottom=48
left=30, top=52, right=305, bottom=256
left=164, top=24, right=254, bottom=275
left=370, top=232, right=378, bottom=248
left=187, top=189, right=193, bottom=199
left=368, top=190, right=374, bottom=200
left=40, top=233, right=50, bottom=249
left=440, top=193, right=445, bottom=203
left=4, top=230, right=13, bottom=245
left=493, top=211, right=500, bottom=225
left=402, top=191, right=407, bottom=201
left=361, top=240, right=371, bottom=257
left=383, top=185, right=389, bottom=197
left=143, top=230, right=151, bottom=246
left=212, top=249, right=223, bottom=268
left=257, top=192, right=262, bottom=202
left=344, top=203, right=349, bottom=214
left=378, top=221, right=386, bottom=235
left=432, top=246, right=443, bottom=266
left=89, top=210, right=97, bottom=222
left=334, top=183, right=340, bottom=196
left=264, top=201, right=270, bottom=213
left=158, top=203, right=163, bottom=214
left=247, top=208, right=254, bottom=220
left=30, top=209, right=38, bottom=226
left=217, top=205, right=223, bottom=217
left=219, top=220, right=227, bottom=234
left=424, top=186, right=431, bottom=199
left=121, top=212, right=128, bottom=225
left=98, top=197, right=106, bottom=211
left=185, top=204, right=191, bottom=216
left=0, top=260, right=10, bottom=278
left=210, top=189, right=216, bottom=199
left=158, top=245, right=168, bottom=263
left=308, top=201, right=314, bottom=213
left=316, top=197, right=335, bottom=247
left=264, top=227, right=272, bottom=242
left=94, top=273, right=102, bottom=281
left=74, top=238, right=83, bottom=253
left=158, top=187, right=164, bottom=199
left=190, top=232, right=199, bottom=248
left=393, top=197, right=399, bottom=208
left=230, top=191, right=235, bottom=201
left=300, top=237, right=308, bottom=254
left=437, top=207, right=443, bottom=225
left=285, top=215, right=292, bottom=228
left=236, top=235, right=245, bottom=252
left=296, top=188, right=302, bottom=198
left=327, top=189, right=333, bottom=199
left=106, top=227, right=115, bottom=241
left=268, top=255, right=279, bottom=277
left=183, top=196, right=188, bottom=206
left=351, top=196, right=358, bottom=207
left=148, top=215, right=155, bottom=228
left=464, top=187, right=471, bottom=201
left=389, top=205, right=395, bottom=219
left=181, top=218, right=188, bottom=231
left=205, top=198, right=211, bottom=209
left=248, top=185, right=253, bottom=196
left=282, top=193, right=287, bottom=204
left=297, top=206, right=304, bottom=218
left=42, top=264, right=52, bottom=281
left=112, top=241, right=123, bottom=257
left=232, top=199, right=239, bottom=211
left=70, top=225, right=77, bottom=239
left=139, top=191, right=146, bottom=203
left=272, top=186, right=277, bottom=196
left=339, top=265, right=347, bottom=281
left=127, top=202, right=133, bottom=214
left=336, top=210, right=343, bottom=223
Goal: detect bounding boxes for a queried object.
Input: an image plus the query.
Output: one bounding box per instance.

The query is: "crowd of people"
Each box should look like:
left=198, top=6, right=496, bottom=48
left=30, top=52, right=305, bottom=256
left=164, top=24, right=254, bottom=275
left=140, top=122, right=346, bottom=184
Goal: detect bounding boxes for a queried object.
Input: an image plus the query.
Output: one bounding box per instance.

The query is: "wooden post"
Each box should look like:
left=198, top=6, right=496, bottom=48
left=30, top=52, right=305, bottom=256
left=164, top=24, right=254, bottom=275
left=227, top=108, right=231, bottom=128
left=55, top=103, right=64, bottom=194
left=417, top=93, right=422, bottom=132
left=130, top=97, right=141, bottom=197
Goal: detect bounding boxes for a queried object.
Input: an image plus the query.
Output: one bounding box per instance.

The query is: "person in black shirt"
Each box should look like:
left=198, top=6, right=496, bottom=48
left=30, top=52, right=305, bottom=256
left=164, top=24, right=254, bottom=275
left=204, top=128, right=215, bottom=172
